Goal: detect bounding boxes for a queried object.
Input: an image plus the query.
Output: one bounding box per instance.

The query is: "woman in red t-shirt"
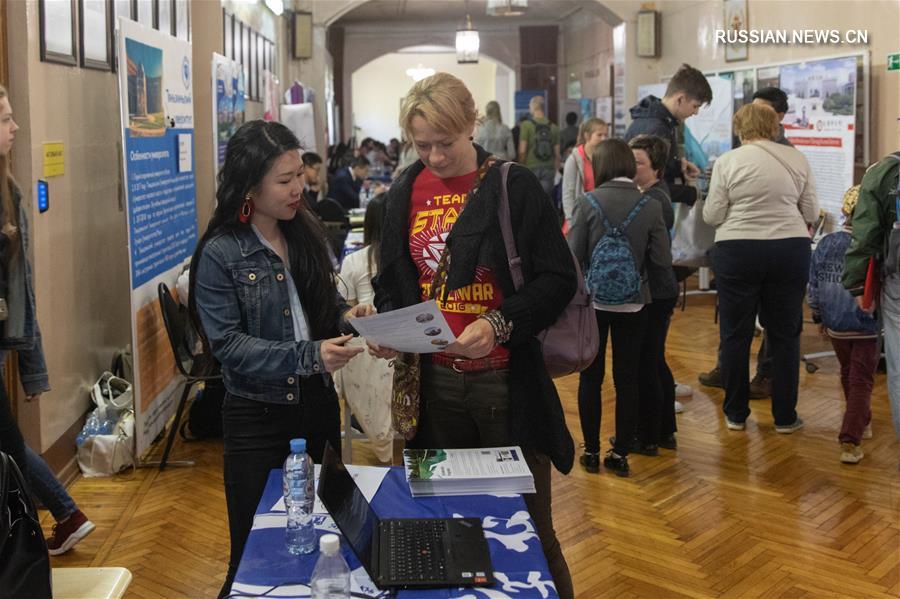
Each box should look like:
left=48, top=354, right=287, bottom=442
left=370, top=72, right=577, bottom=599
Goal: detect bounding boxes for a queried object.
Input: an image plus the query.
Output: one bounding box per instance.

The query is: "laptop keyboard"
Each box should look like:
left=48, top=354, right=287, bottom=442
left=385, top=519, right=448, bottom=582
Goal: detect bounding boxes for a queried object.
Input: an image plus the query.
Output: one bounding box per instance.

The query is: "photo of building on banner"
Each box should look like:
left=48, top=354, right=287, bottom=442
left=117, top=17, right=198, bottom=455
left=779, top=56, right=857, bottom=223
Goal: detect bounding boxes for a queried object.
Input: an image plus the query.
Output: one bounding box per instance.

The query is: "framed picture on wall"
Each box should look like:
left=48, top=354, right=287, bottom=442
left=158, top=0, right=173, bottom=36
left=292, top=12, right=312, bottom=59
left=636, top=10, right=659, bottom=58
left=79, top=0, right=112, bottom=70
left=242, top=22, right=251, bottom=99
left=724, top=0, right=748, bottom=62
left=223, top=11, right=233, bottom=61
left=233, top=19, right=242, bottom=67
left=257, top=34, right=265, bottom=88
left=250, top=31, right=258, bottom=100
left=39, top=0, right=77, bottom=66
left=110, top=0, right=133, bottom=72
left=174, top=0, right=189, bottom=41
left=135, top=0, right=156, bottom=29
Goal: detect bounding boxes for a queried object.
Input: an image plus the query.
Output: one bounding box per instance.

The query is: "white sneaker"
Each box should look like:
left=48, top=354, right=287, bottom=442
left=840, top=443, right=864, bottom=464
left=674, top=383, right=693, bottom=398
left=674, top=400, right=685, bottom=414
left=725, top=418, right=746, bottom=431
left=862, top=424, right=873, bottom=439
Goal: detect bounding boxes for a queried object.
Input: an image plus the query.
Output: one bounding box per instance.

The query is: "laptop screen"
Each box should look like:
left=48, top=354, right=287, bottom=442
left=317, top=443, right=380, bottom=576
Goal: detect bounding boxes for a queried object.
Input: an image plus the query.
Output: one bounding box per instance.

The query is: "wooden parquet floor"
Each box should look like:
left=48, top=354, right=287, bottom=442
left=43, top=288, right=900, bottom=598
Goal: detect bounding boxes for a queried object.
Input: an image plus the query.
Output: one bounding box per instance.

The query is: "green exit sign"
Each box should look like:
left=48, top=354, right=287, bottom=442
left=889, top=53, right=900, bottom=71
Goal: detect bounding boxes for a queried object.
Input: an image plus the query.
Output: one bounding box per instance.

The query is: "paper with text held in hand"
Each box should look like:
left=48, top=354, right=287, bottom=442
left=350, top=299, right=457, bottom=354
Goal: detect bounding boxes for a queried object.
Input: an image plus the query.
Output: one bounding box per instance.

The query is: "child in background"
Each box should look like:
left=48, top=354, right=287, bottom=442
left=808, top=186, right=879, bottom=464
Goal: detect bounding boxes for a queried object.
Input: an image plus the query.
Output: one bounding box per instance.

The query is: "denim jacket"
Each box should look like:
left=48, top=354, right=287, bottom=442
left=194, top=227, right=346, bottom=404
left=808, top=230, right=878, bottom=336
left=0, top=186, right=50, bottom=396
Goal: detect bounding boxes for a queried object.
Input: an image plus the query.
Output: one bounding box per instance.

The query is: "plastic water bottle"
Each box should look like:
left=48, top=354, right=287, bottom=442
left=85, top=410, right=100, bottom=436
left=310, top=534, right=350, bottom=598
left=283, top=438, right=315, bottom=555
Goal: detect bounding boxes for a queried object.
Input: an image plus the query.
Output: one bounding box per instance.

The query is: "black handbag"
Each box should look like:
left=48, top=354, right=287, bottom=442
left=0, top=451, right=52, bottom=599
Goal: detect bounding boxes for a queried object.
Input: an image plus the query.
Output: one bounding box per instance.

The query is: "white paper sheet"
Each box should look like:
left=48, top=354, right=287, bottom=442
left=271, top=464, right=389, bottom=514
left=349, top=300, right=457, bottom=354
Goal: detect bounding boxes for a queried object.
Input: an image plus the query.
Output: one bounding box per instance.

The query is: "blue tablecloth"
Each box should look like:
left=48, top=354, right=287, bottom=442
left=232, top=467, right=557, bottom=598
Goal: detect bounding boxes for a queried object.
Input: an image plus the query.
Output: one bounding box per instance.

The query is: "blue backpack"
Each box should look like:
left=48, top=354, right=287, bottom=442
left=584, top=193, right=649, bottom=305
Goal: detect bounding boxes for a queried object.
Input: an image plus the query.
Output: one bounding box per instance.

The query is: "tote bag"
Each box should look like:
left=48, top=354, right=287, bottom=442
left=671, top=197, right=716, bottom=268
left=498, top=162, right=599, bottom=377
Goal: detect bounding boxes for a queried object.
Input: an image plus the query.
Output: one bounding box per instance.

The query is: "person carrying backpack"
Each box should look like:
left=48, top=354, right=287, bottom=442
left=518, top=95, right=560, bottom=197
left=567, top=139, right=672, bottom=477
left=843, top=149, right=900, bottom=436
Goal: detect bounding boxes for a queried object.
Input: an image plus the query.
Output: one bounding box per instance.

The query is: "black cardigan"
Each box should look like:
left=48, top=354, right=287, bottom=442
left=374, top=145, right=577, bottom=473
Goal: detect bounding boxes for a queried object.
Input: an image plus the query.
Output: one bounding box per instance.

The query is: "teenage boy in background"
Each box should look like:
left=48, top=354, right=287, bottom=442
left=624, top=63, right=712, bottom=195
left=626, top=63, right=713, bottom=402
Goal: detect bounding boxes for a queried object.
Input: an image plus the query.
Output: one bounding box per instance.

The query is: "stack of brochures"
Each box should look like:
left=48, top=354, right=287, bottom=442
left=403, top=446, right=536, bottom=497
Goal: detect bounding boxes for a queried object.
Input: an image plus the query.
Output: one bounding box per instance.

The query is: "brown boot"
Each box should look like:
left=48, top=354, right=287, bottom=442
left=698, top=367, right=723, bottom=388
left=749, top=374, right=771, bottom=399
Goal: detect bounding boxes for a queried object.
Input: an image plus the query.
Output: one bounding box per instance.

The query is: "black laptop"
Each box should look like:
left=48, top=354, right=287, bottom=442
left=317, top=442, right=494, bottom=590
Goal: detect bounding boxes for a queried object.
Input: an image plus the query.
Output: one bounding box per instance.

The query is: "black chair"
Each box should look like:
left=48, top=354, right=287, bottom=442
left=154, top=283, right=221, bottom=471
left=313, top=198, right=352, bottom=259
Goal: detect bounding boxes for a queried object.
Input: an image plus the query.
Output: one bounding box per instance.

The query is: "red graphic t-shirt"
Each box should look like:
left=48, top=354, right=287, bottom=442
left=409, top=168, right=508, bottom=361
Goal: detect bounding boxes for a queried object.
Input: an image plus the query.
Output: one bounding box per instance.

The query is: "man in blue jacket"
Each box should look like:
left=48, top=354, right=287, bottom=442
left=328, top=155, right=370, bottom=212
left=624, top=63, right=712, bottom=188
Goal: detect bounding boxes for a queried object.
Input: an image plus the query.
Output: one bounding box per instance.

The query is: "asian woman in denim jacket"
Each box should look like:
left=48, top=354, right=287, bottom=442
left=188, top=121, right=370, bottom=597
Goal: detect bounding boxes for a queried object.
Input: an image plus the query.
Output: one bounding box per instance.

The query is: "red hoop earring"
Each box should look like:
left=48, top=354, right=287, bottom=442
left=239, top=196, right=253, bottom=223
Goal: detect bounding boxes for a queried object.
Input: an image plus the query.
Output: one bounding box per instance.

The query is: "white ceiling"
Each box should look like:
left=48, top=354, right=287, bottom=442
left=333, top=0, right=597, bottom=27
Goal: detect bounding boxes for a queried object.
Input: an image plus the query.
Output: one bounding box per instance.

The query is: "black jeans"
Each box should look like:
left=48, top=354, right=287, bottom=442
left=712, top=239, right=810, bottom=426
left=414, top=362, right=575, bottom=599
left=578, top=308, right=648, bottom=456
left=716, top=318, right=773, bottom=379
left=218, top=386, right=340, bottom=599
left=638, top=297, right=678, bottom=444
left=0, top=373, right=27, bottom=477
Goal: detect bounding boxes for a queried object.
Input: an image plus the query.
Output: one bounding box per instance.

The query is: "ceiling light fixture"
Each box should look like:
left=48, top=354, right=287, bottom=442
left=486, top=0, right=528, bottom=17
left=455, top=14, right=479, bottom=64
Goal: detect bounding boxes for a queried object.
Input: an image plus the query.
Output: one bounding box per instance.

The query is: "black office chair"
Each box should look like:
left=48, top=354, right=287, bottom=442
left=154, top=282, right=221, bottom=471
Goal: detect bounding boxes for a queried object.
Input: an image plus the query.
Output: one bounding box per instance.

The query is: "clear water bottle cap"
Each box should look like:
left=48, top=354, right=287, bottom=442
left=319, top=534, right=340, bottom=555
left=290, top=438, right=307, bottom=454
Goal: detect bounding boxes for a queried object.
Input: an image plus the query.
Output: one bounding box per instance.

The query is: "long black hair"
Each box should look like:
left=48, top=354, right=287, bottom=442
left=363, top=192, right=387, bottom=277
left=189, top=120, right=341, bottom=351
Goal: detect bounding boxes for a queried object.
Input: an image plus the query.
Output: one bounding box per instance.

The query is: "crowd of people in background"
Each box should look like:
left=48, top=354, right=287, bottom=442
left=293, top=63, right=898, bottom=479
left=4, top=57, right=896, bottom=597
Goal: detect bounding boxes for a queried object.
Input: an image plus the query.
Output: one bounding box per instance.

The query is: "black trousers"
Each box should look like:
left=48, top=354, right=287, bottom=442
left=578, top=308, right=647, bottom=456
left=712, top=239, right=810, bottom=426
left=413, top=362, right=575, bottom=599
left=716, top=317, right=773, bottom=379
left=218, top=385, right=340, bottom=599
left=638, top=297, right=678, bottom=444
left=0, top=373, right=27, bottom=477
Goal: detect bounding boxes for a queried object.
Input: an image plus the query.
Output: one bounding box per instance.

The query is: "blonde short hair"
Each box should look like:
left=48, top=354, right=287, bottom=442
left=733, top=103, right=780, bottom=142
left=529, top=95, right=545, bottom=112
left=399, top=73, right=478, bottom=137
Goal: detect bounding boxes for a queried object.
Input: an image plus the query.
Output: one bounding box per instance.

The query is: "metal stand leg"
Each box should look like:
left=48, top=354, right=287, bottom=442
left=139, top=380, right=196, bottom=470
